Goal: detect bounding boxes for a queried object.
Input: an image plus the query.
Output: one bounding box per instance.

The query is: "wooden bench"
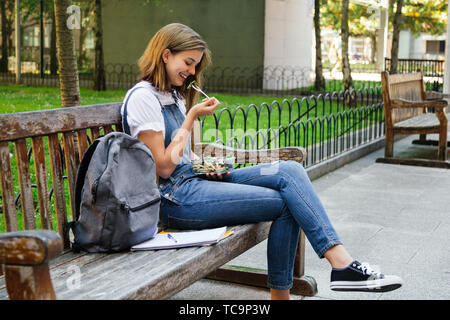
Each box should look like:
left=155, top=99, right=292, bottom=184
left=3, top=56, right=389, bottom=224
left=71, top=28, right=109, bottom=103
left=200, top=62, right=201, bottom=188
left=376, top=71, right=450, bottom=168
left=0, top=103, right=317, bottom=299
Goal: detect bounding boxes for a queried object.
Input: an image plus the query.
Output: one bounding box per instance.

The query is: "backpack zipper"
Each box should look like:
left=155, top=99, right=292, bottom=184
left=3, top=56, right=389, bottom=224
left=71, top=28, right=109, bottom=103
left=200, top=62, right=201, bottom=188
left=127, top=196, right=161, bottom=212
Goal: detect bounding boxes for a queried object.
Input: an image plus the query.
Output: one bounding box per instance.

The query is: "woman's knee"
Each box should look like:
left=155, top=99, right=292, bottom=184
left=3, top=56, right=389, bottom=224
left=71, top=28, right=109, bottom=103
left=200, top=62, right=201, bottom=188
left=278, top=160, right=305, bottom=175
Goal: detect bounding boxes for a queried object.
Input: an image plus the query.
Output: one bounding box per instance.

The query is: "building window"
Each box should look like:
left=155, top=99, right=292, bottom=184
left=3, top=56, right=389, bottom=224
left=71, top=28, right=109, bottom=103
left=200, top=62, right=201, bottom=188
left=426, top=40, right=445, bottom=55
left=23, top=26, right=40, bottom=47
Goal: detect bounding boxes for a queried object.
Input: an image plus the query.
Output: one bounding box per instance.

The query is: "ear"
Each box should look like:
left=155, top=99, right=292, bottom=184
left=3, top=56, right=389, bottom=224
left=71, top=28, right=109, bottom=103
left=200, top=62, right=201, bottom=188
left=162, top=48, right=171, bottom=64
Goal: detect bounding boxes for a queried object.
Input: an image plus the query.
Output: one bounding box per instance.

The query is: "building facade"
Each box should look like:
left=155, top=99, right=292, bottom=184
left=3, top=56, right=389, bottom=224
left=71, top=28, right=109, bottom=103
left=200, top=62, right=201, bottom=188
left=101, top=0, right=313, bottom=90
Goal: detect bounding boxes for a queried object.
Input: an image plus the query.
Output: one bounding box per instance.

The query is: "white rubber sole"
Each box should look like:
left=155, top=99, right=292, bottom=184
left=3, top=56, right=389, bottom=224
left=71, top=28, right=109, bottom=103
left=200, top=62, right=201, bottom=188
left=331, top=276, right=403, bottom=292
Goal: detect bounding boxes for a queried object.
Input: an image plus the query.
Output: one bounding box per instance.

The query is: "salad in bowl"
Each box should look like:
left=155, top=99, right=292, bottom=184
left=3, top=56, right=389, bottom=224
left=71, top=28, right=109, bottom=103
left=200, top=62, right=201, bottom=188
left=192, top=155, right=235, bottom=174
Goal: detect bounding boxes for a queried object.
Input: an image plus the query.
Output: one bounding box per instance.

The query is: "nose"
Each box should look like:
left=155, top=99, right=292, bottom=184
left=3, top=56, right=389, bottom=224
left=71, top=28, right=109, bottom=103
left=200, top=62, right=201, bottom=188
left=188, top=65, right=196, bottom=75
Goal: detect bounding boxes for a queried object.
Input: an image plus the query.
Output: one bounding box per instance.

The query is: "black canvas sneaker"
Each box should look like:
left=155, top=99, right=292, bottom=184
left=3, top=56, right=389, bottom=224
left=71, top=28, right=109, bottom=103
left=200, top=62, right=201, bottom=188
left=330, top=260, right=403, bottom=292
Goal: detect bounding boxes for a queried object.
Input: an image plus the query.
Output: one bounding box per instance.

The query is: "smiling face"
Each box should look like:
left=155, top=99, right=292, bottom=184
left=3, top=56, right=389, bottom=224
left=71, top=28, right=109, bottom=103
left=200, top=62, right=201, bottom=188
left=162, top=49, right=204, bottom=87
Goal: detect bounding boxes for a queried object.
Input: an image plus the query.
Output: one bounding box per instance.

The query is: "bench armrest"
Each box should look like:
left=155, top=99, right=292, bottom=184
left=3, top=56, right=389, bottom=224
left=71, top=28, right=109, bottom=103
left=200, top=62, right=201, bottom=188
left=0, top=230, right=63, bottom=266
left=195, top=142, right=306, bottom=163
left=425, top=91, right=450, bottom=100
left=0, top=230, right=62, bottom=300
left=391, top=98, right=447, bottom=110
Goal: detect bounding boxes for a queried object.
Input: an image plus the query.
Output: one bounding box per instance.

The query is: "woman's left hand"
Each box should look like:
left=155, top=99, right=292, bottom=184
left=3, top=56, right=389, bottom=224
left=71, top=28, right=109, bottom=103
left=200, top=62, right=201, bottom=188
left=205, top=171, right=230, bottom=180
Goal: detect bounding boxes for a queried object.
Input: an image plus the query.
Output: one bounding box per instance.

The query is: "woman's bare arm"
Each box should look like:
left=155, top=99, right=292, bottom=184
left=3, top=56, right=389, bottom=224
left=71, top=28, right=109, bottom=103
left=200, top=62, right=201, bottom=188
left=138, top=97, right=220, bottom=179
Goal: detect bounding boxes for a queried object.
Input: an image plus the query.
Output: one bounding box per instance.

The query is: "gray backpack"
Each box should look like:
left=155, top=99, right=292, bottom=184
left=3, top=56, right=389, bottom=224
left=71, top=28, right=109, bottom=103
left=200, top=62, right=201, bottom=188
left=69, top=132, right=160, bottom=253
left=69, top=87, right=160, bottom=253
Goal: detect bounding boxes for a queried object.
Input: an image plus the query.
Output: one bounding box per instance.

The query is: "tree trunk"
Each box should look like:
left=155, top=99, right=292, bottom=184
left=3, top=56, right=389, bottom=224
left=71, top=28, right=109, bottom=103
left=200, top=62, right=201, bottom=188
left=0, top=0, right=8, bottom=72
left=341, top=0, right=353, bottom=94
left=54, top=0, right=81, bottom=165
left=314, top=0, right=326, bottom=91
left=93, top=0, right=106, bottom=91
left=54, top=0, right=80, bottom=107
left=390, top=0, right=403, bottom=74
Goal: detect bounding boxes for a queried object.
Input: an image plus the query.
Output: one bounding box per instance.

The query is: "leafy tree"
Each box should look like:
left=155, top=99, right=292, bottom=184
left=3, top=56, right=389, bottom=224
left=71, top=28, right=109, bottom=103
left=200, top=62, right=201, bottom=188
left=398, top=0, right=447, bottom=36
left=321, top=1, right=379, bottom=65
left=321, top=0, right=447, bottom=67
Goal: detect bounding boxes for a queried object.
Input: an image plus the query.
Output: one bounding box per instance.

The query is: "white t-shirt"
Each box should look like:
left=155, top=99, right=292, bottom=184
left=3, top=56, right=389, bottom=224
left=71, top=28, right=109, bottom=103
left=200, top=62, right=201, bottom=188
left=120, top=81, right=187, bottom=139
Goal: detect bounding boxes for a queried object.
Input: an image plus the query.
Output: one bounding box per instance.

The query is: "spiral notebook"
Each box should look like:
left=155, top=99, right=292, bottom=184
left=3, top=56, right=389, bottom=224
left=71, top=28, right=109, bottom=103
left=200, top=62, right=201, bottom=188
left=130, top=226, right=232, bottom=251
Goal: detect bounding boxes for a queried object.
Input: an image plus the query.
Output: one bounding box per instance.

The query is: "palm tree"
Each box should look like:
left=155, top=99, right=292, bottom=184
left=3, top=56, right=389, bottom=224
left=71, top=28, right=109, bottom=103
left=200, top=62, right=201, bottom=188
left=314, top=0, right=326, bottom=91
left=54, top=0, right=80, bottom=107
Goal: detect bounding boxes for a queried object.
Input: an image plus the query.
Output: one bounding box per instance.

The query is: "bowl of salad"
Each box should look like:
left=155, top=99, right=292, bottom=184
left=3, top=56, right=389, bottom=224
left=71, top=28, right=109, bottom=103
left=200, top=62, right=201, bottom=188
left=192, top=155, right=235, bottom=174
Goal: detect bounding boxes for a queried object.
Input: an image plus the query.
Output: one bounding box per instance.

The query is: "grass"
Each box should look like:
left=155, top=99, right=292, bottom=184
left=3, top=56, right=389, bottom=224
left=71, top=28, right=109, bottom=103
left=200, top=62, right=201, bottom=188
left=0, top=84, right=383, bottom=232
left=0, top=85, right=128, bottom=113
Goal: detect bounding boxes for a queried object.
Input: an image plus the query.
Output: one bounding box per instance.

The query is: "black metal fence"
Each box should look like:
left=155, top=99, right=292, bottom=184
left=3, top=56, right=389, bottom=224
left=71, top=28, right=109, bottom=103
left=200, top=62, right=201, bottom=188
left=384, top=58, right=445, bottom=77
left=0, top=63, right=139, bottom=90
left=198, top=86, right=384, bottom=167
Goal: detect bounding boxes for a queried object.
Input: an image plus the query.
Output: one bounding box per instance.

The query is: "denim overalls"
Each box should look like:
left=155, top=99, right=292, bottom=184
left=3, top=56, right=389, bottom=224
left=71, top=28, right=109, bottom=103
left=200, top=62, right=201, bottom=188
left=156, top=93, right=199, bottom=205
left=130, top=87, right=342, bottom=291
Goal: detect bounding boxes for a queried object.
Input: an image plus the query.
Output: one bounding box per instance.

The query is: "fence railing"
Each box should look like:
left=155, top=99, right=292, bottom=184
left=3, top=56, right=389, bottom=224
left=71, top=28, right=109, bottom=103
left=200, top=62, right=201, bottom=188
left=0, top=63, right=139, bottom=90
left=384, top=58, right=445, bottom=77
left=197, top=86, right=384, bottom=167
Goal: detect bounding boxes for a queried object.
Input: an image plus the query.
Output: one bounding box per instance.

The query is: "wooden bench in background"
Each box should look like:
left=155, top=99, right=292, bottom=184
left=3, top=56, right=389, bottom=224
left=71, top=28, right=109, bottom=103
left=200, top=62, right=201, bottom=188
left=376, top=71, right=450, bottom=168
left=0, top=103, right=317, bottom=299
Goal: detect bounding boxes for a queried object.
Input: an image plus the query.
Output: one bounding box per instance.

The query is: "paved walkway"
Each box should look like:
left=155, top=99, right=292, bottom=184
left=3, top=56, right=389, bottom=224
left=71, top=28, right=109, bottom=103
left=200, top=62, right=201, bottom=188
left=171, top=133, right=450, bottom=300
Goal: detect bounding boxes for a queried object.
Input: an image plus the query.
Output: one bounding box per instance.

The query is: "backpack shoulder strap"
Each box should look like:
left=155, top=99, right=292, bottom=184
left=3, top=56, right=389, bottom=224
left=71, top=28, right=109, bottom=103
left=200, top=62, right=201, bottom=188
left=122, top=85, right=165, bottom=136
left=74, top=138, right=101, bottom=222
left=68, top=137, right=102, bottom=252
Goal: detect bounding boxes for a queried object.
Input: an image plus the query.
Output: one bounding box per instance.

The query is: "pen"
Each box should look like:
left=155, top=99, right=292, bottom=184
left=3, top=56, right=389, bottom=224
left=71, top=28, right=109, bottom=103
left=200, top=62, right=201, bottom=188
left=167, top=233, right=178, bottom=243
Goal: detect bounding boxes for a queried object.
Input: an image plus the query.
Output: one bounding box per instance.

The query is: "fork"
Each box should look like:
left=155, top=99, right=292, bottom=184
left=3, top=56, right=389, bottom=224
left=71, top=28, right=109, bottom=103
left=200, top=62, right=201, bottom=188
left=190, top=83, right=210, bottom=99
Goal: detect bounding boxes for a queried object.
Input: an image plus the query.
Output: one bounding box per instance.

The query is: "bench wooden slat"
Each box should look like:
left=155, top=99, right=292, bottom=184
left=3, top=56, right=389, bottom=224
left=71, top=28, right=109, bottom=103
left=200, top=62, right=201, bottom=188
left=115, top=123, right=123, bottom=133
left=0, top=142, right=18, bottom=232
left=0, top=224, right=270, bottom=300
left=14, top=139, right=36, bottom=230
left=31, top=136, right=53, bottom=230
left=48, top=134, right=69, bottom=247
left=196, top=143, right=306, bottom=164
left=62, top=132, right=78, bottom=222
left=387, top=72, right=423, bottom=84
left=102, top=125, right=114, bottom=135
left=0, top=103, right=122, bottom=143
left=394, top=112, right=449, bottom=130
left=76, top=130, right=90, bottom=163
left=43, top=223, right=270, bottom=300
left=90, top=127, right=101, bottom=141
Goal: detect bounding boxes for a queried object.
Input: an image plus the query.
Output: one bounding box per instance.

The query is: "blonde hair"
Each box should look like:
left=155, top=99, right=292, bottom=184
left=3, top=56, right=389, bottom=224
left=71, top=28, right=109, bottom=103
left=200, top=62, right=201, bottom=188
left=138, top=23, right=211, bottom=110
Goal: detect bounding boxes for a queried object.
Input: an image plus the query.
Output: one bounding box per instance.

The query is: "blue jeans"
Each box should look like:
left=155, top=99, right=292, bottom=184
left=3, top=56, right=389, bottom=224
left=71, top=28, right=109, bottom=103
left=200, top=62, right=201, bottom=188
left=159, top=160, right=342, bottom=290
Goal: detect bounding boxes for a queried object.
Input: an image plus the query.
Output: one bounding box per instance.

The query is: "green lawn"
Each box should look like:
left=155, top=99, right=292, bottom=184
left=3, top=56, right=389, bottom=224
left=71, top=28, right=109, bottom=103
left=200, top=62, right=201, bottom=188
left=0, top=84, right=302, bottom=114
